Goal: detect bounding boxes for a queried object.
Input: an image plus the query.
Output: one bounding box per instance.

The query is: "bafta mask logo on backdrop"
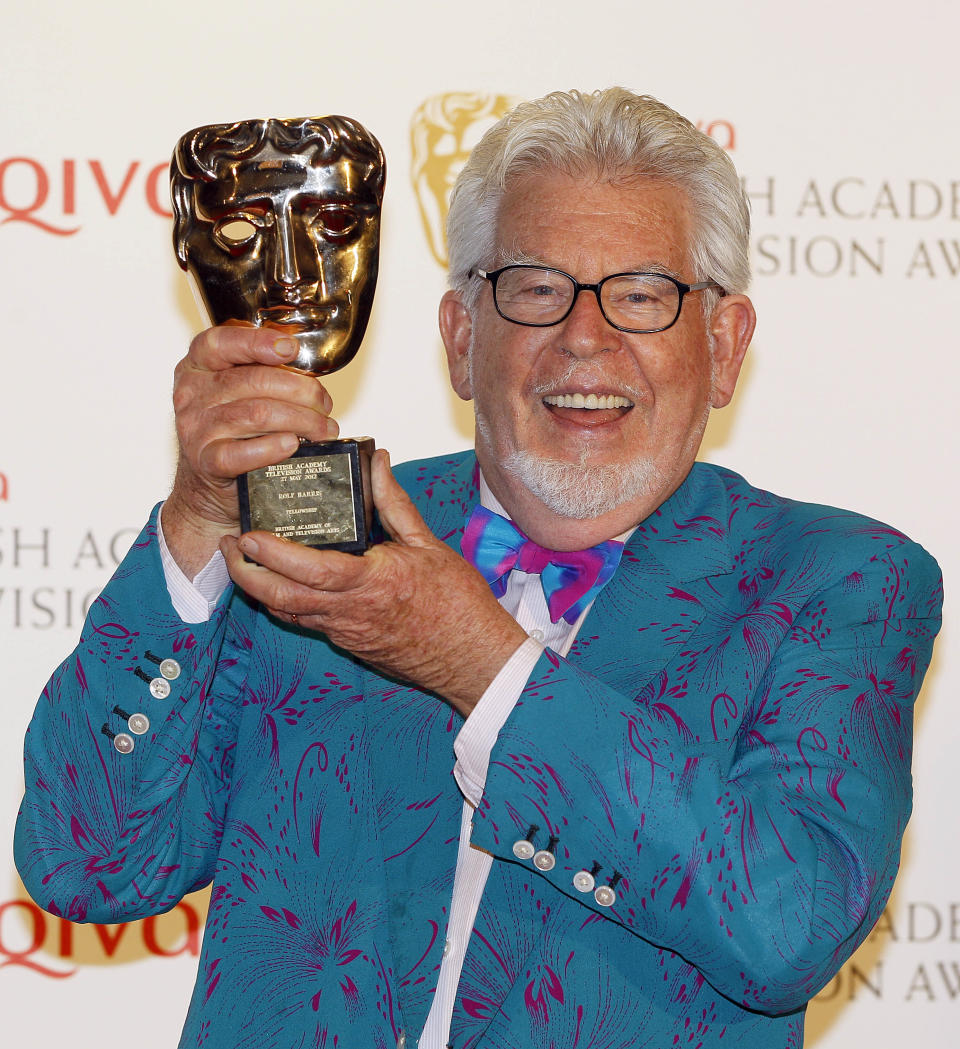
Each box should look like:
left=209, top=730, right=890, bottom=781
left=410, top=92, right=520, bottom=266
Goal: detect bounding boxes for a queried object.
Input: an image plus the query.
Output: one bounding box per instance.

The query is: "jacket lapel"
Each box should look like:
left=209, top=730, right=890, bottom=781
left=568, top=462, right=736, bottom=692
left=399, top=450, right=481, bottom=552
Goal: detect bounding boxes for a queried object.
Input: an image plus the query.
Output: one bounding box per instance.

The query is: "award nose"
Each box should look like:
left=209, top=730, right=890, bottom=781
left=266, top=206, right=326, bottom=303
left=271, top=208, right=304, bottom=287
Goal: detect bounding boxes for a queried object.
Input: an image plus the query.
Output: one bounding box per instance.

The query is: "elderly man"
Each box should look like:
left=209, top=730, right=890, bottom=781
left=16, top=89, right=941, bottom=1049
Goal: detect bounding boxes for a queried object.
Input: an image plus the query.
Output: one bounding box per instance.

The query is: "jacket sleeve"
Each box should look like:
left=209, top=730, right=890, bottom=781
left=469, top=538, right=942, bottom=1015
left=14, top=505, right=254, bottom=923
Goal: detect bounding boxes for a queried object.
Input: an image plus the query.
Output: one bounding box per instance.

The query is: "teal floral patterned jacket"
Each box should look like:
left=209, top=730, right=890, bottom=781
left=16, top=452, right=942, bottom=1049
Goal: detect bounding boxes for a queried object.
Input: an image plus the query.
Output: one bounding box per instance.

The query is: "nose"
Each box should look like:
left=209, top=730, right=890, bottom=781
left=272, top=207, right=302, bottom=285
left=556, top=286, right=617, bottom=358
left=267, top=205, right=319, bottom=294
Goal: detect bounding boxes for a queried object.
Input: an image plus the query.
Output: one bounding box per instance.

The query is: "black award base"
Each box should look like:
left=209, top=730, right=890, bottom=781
left=237, top=437, right=377, bottom=554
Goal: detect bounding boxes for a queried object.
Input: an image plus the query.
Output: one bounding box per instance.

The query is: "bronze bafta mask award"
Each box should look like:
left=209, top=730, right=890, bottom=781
left=171, top=115, right=386, bottom=553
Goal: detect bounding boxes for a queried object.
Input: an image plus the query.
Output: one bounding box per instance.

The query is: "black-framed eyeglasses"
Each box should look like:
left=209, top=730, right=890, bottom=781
left=472, top=264, right=723, bottom=334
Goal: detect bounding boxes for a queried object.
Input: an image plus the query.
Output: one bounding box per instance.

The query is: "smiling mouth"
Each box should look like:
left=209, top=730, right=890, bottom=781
left=543, top=393, right=633, bottom=410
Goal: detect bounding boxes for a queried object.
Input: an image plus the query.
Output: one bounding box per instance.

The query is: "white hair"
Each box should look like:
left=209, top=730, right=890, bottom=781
left=446, top=87, right=751, bottom=314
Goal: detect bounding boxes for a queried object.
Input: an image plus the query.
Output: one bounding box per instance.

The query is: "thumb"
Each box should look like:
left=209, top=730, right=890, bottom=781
left=371, top=449, right=435, bottom=547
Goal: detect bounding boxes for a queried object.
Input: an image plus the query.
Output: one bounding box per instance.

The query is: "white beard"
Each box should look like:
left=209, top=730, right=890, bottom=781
left=474, top=389, right=712, bottom=520
left=474, top=407, right=674, bottom=520
left=499, top=444, right=666, bottom=519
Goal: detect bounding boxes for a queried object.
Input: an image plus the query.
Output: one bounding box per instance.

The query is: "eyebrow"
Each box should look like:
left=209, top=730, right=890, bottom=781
left=494, top=246, right=685, bottom=281
left=497, top=246, right=541, bottom=266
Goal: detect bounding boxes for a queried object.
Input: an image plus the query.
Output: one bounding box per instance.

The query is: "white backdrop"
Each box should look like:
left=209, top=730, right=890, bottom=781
left=1, top=1, right=956, bottom=1045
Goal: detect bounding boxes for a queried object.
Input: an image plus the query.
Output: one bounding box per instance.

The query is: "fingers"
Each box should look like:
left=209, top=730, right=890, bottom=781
left=173, top=324, right=340, bottom=490
left=218, top=451, right=445, bottom=622
left=176, top=328, right=334, bottom=419
left=187, top=324, right=300, bottom=372
left=224, top=532, right=366, bottom=598
left=371, top=449, right=434, bottom=548
left=177, top=397, right=338, bottom=495
left=196, top=433, right=301, bottom=483
left=191, top=391, right=339, bottom=447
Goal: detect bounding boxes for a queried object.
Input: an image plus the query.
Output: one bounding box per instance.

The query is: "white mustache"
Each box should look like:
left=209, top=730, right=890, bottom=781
left=530, top=361, right=643, bottom=402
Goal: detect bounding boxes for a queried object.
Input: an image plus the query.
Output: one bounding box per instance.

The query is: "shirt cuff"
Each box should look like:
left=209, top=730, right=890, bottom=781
left=157, top=503, right=230, bottom=623
left=453, top=636, right=544, bottom=805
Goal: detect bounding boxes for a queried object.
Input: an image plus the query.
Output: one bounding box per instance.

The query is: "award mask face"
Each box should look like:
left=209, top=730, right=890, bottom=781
left=172, top=116, right=385, bottom=374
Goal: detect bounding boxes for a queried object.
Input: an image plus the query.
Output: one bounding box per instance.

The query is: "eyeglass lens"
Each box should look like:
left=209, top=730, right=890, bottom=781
left=494, top=267, right=682, bottom=331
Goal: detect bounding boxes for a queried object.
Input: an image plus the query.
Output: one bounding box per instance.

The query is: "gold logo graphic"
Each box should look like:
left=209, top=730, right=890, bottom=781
left=410, top=92, right=520, bottom=267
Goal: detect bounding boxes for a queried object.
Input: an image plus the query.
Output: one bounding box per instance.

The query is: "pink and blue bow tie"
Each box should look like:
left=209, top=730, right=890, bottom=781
left=461, top=505, right=625, bottom=625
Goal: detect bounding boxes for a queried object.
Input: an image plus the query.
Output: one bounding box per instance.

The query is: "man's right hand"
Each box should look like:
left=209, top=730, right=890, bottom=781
left=161, top=325, right=339, bottom=576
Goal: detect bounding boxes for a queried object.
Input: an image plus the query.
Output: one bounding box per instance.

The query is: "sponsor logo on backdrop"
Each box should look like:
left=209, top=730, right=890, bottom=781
left=0, top=470, right=7, bottom=501
left=696, top=120, right=736, bottom=150
left=0, top=895, right=206, bottom=977
left=409, top=93, right=737, bottom=268
left=0, top=157, right=172, bottom=235
left=0, top=520, right=138, bottom=629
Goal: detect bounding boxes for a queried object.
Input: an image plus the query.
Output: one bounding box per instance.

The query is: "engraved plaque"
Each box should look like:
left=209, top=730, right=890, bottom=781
left=238, top=438, right=376, bottom=554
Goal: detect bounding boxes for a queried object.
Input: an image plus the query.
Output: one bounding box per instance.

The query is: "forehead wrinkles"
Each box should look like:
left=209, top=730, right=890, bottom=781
left=493, top=173, right=696, bottom=277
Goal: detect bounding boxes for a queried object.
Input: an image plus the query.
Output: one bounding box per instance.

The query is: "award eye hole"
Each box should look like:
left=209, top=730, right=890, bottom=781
left=316, top=204, right=359, bottom=239
left=216, top=217, right=260, bottom=246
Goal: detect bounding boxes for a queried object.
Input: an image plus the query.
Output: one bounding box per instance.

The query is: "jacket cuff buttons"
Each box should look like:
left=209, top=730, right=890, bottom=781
left=101, top=723, right=135, bottom=755
left=593, top=872, right=622, bottom=908
left=511, top=827, right=622, bottom=909
left=114, top=706, right=149, bottom=735
left=512, top=824, right=540, bottom=860
left=133, top=652, right=182, bottom=700
left=135, top=667, right=171, bottom=699
left=573, top=861, right=602, bottom=893
left=533, top=836, right=559, bottom=871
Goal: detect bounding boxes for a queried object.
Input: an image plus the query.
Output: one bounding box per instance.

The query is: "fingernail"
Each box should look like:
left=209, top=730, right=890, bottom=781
left=239, top=535, right=260, bottom=556
left=274, top=337, right=298, bottom=358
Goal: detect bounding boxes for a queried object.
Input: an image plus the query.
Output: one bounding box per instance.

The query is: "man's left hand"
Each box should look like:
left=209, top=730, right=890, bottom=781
left=219, top=449, right=528, bottom=716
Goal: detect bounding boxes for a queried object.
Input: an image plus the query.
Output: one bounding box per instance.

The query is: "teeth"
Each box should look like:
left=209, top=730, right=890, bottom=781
left=543, top=394, right=632, bottom=409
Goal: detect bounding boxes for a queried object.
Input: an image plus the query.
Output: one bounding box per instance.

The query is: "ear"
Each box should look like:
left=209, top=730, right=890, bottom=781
left=708, top=294, right=756, bottom=408
left=439, top=290, right=474, bottom=401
